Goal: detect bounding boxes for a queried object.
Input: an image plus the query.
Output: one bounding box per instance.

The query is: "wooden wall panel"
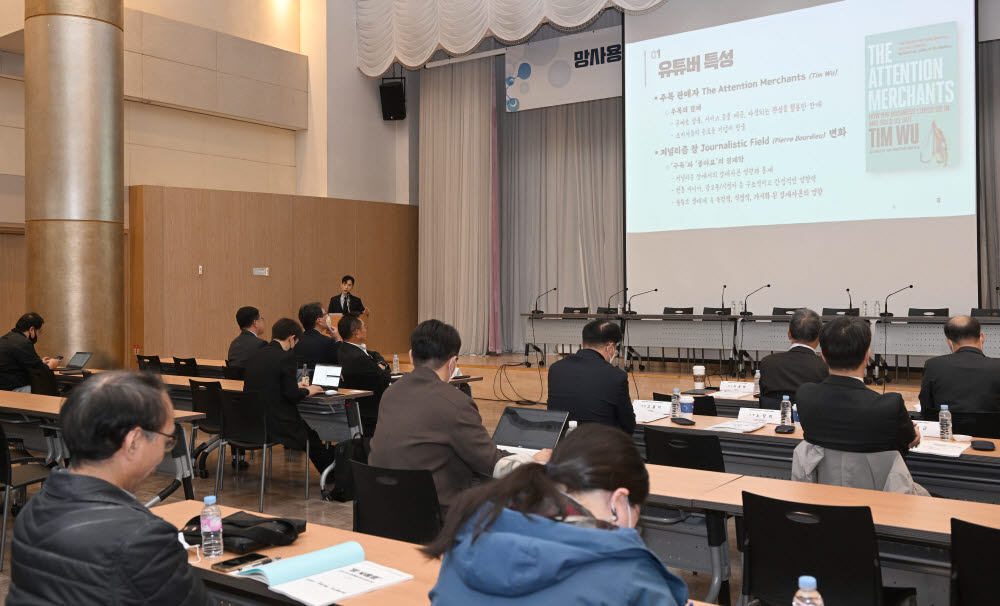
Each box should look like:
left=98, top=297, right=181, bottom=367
left=0, top=231, right=26, bottom=332
left=292, top=195, right=359, bottom=315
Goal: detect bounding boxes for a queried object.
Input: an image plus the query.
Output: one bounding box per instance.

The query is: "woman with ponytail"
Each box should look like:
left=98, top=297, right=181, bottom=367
left=423, top=423, right=687, bottom=605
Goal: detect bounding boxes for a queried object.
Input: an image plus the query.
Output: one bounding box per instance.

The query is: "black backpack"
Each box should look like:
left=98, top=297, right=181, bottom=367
left=326, top=434, right=370, bottom=502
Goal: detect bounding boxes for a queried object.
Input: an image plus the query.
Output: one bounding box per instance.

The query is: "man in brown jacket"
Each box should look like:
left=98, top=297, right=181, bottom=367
left=370, top=320, right=519, bottom=509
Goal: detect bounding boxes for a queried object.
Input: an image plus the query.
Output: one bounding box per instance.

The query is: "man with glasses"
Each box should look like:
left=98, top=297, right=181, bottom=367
left=7, top=371, right=207, bottom=605
left=0, top=312, right=60, bottom=392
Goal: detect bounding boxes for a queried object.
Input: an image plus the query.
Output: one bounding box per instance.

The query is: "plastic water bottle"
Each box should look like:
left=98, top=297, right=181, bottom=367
left=780, top=395, right=793, bottom=425
left=617, top=299, right=623, bottom=315
left=939, top=404, right=952, bottom=441
left=862, top=300, right=869, bottom=316
left=671, top=388, right=681, bottom=418
left=566, top=420, right=578, bottom=434
left=874, top=300, right=881, bottom=316
left=753, top=369, right=761, bottom=397
left=392, top=354, right=400, bottom=374
left=793, top=575, right=824, bottom=605
left=200, top=495, right=223, bottom=558
left=300, top=364, right=310, bottom=386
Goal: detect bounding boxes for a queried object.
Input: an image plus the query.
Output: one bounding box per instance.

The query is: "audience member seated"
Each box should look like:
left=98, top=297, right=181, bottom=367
left=422, top=424, right=688, bottom=606
left=337, top=313, right=391, bottom=437
left=370, top=320, right=527, bottom=510
left=328, top=274, right=366, bottom=315
left=0, top=313, right=59, bottom=392
left=546, top=319, right=634, bottom=434
left=294, top=302, right=342, bottom=367
left=919, top=315, right=1000, bottom=421
left=243, top=318, right=335, bottom=475
left=797, top=317, right=919, bottom=457
left=758, top=308, right=829, bottom=409
left=227, top=306, right=267, bottom=368
left=7, top=371, right=207, bottom=605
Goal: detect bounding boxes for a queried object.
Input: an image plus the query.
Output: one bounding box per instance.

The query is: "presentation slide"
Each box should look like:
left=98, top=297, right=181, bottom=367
left=625, top=0, right=978, bottom=316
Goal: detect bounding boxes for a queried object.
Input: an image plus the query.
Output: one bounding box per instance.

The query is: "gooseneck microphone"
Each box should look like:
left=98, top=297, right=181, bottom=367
left=532, top=287, right=557, bottom=314
left=881, top=284, right=913, bottom=317
left=607, top=288, right=628, bottom=309
left=846, top=288, right=852, bottom=309
left=626, top=288, right=658, bottom=313
left=721, top=284, right=727, bottom=311
left=741, top=284, right=770, bottom=316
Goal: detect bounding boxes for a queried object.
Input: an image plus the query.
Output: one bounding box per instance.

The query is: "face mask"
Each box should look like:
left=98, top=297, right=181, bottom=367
left=27, top=331, right=37, bottom=344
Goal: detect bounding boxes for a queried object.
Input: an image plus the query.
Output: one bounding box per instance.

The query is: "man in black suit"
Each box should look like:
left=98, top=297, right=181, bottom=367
left=0, top=313, right=60, bottom=392
left=328, top=274, right=365, bottom=315
left=227, top=306, right=266, bottom=368
left=294, top=302, right=342, bottom=368
left=919, top=315, right=1000, bottom=421
left=758, top=308, right=829, bottom=409
left=796, top=316, right=919, bottom=457
left=546, top=319, right=634, bottom=434
left=337, top=314, right=391, bottom=437
left=243, top=318, right=335, bottom=474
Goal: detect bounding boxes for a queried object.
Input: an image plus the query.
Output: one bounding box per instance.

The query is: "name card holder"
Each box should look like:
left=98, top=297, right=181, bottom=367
left=738, top=407, right=782, bottom=425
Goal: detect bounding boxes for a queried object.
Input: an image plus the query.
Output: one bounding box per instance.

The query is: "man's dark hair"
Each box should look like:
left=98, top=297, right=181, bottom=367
left=582, top=319, right=622, bottom=348
left=944, top=315, right=981, bottom=344
left=271, top=318, right=303, bottom=341
left=819, top=316, right=871, bottom=370
left=411, top=320, right=462, bottom=368
left=14, top=313, right=44, bottom=333
left=236, top=306, right=260, bottom=330
left=298, top=302, right=325, bottom=331
left=789, top=308, right=822, bottom=342
left=338, top=313, right=364, bottom=340
left=61, top=371, right=170, bottom=464
left=341, top=275, right=355, bottom=285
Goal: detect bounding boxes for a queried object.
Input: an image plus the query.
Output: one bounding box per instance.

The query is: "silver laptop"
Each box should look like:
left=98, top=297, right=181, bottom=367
left=492, top=407, right=569, bottom=456
left=312, top=364, right=343, bottom=391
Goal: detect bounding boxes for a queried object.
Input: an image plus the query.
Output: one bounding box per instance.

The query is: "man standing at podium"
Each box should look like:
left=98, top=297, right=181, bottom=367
left=329, top=275, right=366, bottom=315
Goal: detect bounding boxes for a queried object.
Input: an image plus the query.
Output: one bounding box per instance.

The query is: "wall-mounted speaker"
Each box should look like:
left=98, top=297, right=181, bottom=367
left=379, top=77, right=406, bottom=121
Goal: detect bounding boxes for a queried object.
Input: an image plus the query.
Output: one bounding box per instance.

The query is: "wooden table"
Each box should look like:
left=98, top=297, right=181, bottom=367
left=644, top=464, right=743, bottom=509
left=153, top=501, right=439, bottom=605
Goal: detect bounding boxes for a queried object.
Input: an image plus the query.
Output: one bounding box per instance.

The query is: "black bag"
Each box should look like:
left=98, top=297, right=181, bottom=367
left=327, top=434, right=370, bottom=502
left=181, top=511, right=306, bottom=554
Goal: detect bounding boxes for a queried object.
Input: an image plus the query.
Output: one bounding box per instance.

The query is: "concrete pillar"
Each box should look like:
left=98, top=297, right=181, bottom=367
left=24, top=0, right=124, bottom=368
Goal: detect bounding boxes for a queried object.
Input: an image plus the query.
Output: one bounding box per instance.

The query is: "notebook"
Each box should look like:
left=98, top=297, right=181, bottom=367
left=492, top=407, right=568, bottom=456
left=56, top=351, right=92, bottom=371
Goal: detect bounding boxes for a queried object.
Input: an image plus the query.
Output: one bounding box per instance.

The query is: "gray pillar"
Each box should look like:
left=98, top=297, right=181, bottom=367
left=24, top=0, right=124, bottom=368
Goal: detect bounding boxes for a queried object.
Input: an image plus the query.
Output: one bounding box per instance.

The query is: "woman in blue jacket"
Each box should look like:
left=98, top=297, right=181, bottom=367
left=422, top=424, right=688, bottom=605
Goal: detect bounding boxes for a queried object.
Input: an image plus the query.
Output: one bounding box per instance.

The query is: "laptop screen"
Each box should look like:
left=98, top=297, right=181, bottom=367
left=492, top=407, right=568, bottom=450
left=312, top=364, right=342, bottom=388
left=66, top=352, right=92, bottom=369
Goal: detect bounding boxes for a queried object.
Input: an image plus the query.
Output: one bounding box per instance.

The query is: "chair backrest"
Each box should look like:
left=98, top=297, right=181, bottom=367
left=351, top=461, right=442, bottom=544
left=136, top=355, right=163, bottom=373
left=220, top=390, right=267, bottom=445
left=971, top=308, right=1000, bottom=318
left=595, top=306, right=617, bottom=315
left=702, top=307, right=731, bottom=315
left=28, top=367, right=60, bottom=397
left=662, top=307, right=694, bottom=315
left=951, top=518, right=1000, bottom=605
left=821, top=307, right=860, bottom=317
left=951, top=411, right=1000, bottom=439
left=0, top=423, right=12, bottom=486
left=189, top=380, right=223, bottom=434
left=562, top=306, right=589, bottom=314
left=792, top=442, right=917, bottom=493
left=771, top=307, right=799, bottom=316
left=173, top=357, right=199, bottom=377
left=223, top=361, right=245, bottom=380
left=742, top=491, right=883, bottom=606
left=643, top=427, right=725, bottom=473
left=651, top=392, right=717, bottom=416
left=907, top=307, right=949, bottom=317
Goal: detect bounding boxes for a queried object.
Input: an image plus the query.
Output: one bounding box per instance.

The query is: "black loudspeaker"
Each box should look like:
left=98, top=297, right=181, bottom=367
left=379, top=77, right=406, bottom=120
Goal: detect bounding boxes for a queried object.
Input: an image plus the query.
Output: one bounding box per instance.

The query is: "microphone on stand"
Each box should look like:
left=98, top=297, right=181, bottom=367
left=531, top=287, right=557, bottom=314
left=880, top=285, right=913, bottom=317
left=626, top=288, right=658, bottom=314
left=846, top=288, right=852, bottom=309
left=720, top=284, right=727, bottom=312
left=607, top=288, right=628, bottom=309
left=741, top=284, right=770, bottom=316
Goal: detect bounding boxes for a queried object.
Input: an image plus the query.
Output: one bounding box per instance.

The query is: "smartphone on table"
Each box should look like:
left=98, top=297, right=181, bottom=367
left=210, top=552, right=272, bottom=573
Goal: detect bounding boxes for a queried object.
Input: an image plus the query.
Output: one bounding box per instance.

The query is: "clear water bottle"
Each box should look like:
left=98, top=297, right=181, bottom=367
left=730, top=300, right=738, bottom=314
left=617, top=299, right=623, bottom=315
left=300, top=364, right=310, bottom=386
left=939, top=404, right=952, bottom=441
left=200, top=495, right=223, bottom=558
left=862, top=300, right=868, bottom=316
left=392, top=354, right=400, bottom=374
left=671, top=388, right=681, bottom=418
left=874, top=300, right=881, bottom=316
left=793, top=575, right=824, bottom=605
left=780, top=395, right=793, bottom=425
left=753, top=369, right=761, bottom=397
left=567, top=420, right=578, bottom=434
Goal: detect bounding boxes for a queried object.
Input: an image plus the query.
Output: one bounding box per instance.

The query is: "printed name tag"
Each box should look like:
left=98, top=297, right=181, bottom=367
left=914, top=421, right=941, bottom=438
left=738, top=408, right=782, bottom=424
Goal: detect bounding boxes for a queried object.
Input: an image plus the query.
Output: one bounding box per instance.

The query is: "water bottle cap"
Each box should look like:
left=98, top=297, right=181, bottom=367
left=941, top=405, right=949, bottom=410
left=203, top=495, right=216, bottom=505
left=798, top=575, right=817, bottom=590
left=782, top=395, right=790, bottom=400
left=673, top=388, right=680, bottom=393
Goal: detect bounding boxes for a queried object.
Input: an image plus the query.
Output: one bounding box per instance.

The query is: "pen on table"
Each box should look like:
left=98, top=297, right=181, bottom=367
left=236, top=556, right=281, bottom=572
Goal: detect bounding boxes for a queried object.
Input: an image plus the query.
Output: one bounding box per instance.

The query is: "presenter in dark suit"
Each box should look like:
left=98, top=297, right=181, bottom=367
left=243, top=318, right=335, bottom=474
left=328, top=274, right=365, bottom=314
left=758, top=308, right=829, bottom=409
left=227, top=306, right=267, bottom=368
left=547, top=319, right=634, bottom=434
left=337, top=313, right=392, bottom=437
left=796, top=316, right=919, bottom=457
left=919, top=315, right=1000, bottom=421
left=294, top=302, right=342, bottom=367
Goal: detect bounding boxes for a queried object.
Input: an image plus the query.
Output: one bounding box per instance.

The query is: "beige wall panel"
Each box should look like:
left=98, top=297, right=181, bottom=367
left=0, top=175, right=24, bottom=223
left=267, top=128, right=297, bottom=167
left=267, top=165, right=297, bottom=194
left=217, top=73, right=282, bottom=125
left=124, top=50, right=141, bottom=98
left=129, top=144, right=210, bottom=188
left=141, top=12, right=217, bottom=71
left=123, top=8, right=141, bottom=52
left=205, top=155, right=272, bottom=193
left=0, top=78, right=23, bottom=128
left=278, top=52, right=308, bottom=92
left=218, top=33, right=282, bottom=86
left=291, top=196, right=359, bottom=313
left=0, top=233, right=26, bottom=332
left=0, top=52, right=25, bottom=77
left=279, top=87, right=308, bottom=130
left=0, top=126, right=24, bottom=176
left=141, top=55, right=217, bottom=113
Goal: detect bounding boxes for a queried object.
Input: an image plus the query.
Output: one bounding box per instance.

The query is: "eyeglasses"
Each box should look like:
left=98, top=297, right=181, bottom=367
left=146, top=429, right=177, bottom=452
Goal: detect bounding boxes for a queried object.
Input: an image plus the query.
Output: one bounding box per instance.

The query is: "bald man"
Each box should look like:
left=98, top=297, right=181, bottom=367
left=919, top=315, right=1000, bottom=421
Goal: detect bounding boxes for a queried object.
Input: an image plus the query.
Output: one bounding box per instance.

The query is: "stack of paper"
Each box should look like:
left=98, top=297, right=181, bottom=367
left=910, top=440, right=969, bottom=458
left=635, top=409, right=669, bottom=423
left=707, top=420, right=766, bottom=433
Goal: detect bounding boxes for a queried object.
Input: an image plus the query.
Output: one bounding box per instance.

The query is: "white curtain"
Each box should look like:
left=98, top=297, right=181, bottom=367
left=418, top=58, right=494, bottom=354
left=500, top=97, right=623, bottom=351
left=356, top=0, right=667, bottom=76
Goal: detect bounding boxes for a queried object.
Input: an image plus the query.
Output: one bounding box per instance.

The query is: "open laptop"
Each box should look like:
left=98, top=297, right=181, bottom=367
left=492, top=407, right=569, bottom=456
left=312, top=364, right=343, bottom=392
left=56, top=351, right=93, bottom=372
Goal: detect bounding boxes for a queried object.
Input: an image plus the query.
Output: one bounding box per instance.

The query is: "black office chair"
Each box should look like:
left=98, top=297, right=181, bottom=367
left=951, top=517, right=1000, bottom=605
left=173, top=357, right=199, bottom=377
left=562, top=306, right=589, bottom=314
left=771, top=307, right=800, bottom=316
left=222, top=361, right=245, bottom=380
left=951, top=411, right=1000, bottom=439
left=663, top=307, right=694, bottom=314
left=740, top=491, right=916, bottom=606
left=757, top=394, right=784, bottom=411
left=351, top=461, right=442, bottom=544
left=596, top=306, right=617, bottom=315
left=703, top=307, right=731, bottom=315
left=971, top=308, right=1000, bottom=317
left=822, top=307, right=860, bottom=316
left=136, top=355, right=163, bottom=373
left=644, top=427, right=725, bottom=472
left=189, top=380, right=223, bottom=479
left=0, top=423, right=49, bottom=572
left=652, top=392, right=717, bottom=416
left=217, top=390, right=276, bottom=512
left=907, top=307, right=949, bottom=317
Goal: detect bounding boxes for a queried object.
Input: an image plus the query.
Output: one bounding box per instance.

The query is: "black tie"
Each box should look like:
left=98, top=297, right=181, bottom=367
left=344, top=295, right=349, bottom=313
